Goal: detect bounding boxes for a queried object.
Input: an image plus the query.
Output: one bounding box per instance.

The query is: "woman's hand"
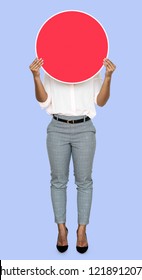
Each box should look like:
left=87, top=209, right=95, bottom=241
left=29, top=58, right=48, bottom=102
left=29, top=58, right=44, bottom=78
left=103, top=58, right=116, bottom=78
left=96, top=58, right=116, bottom=106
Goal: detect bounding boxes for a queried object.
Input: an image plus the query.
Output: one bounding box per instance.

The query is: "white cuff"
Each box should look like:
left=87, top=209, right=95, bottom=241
left=94, top=91, right=99, bottom=105
left=38, top=96, right=51, bottom=109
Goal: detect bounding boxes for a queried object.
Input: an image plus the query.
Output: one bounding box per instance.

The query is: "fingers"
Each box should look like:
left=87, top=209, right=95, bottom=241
left=29, top=58, right=44, bottom=71
left=103, top=58, right=116, bottom=78
left=103, top=58, right=116, bottom=71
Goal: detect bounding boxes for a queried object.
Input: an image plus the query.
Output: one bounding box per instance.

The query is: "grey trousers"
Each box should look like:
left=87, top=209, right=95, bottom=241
left=46, top=115, right=96, bottom=225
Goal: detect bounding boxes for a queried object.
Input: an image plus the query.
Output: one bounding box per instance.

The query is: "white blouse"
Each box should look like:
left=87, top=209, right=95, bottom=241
left=38, top=73, right=103, bottom=119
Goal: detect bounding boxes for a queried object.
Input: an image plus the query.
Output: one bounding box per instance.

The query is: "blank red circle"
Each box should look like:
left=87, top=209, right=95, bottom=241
left=35, top=10, right=109, bottom=83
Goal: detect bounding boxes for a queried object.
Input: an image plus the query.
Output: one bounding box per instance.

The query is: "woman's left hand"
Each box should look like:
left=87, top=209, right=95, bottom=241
left=103, top=58, right=116, bottom=78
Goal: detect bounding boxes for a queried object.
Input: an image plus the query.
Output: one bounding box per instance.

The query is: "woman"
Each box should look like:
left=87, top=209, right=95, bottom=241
left=29, top=57, right=116, bottom=253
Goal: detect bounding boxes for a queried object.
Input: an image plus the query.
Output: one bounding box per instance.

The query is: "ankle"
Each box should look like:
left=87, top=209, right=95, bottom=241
left=77, top=224, right=86, bottom=234
left=58, top=223, right=66, bottom=232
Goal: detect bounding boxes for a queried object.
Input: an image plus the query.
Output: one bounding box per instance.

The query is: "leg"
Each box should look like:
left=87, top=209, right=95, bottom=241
left=72, top=128, right=96, bottom=226
left=72, top=122, right=96, bottom=249
left=46, top=129, right=71, bottom=224
left=47, top=126, right=71, bottom=249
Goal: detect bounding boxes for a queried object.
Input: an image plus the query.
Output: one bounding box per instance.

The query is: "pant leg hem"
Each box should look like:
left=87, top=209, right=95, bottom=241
left=78, top=221, right=89, bottom=225
left=55, top=220, right=66, bottom=224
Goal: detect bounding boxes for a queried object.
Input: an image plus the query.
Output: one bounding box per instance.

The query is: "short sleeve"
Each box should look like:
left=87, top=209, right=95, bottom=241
left=38, top=74, right=52, bottom=109
left=93, top=72, right=103, bottom=104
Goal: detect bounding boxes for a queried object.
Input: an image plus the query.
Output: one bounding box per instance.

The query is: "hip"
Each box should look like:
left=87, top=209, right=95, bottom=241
left=47, top=115, right=96, bottom=135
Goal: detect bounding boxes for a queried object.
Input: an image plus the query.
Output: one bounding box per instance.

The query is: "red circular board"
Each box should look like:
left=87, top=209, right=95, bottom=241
left=35, top=10, right=109, bottom=83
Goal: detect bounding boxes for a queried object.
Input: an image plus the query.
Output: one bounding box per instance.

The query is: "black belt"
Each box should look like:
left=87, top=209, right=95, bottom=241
left=53, top=115, right=90, bottom=124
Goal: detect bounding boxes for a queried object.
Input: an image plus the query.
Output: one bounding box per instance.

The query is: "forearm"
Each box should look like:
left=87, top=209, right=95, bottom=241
left=34, top=76, right=48, bottom=102
left=97, top=76, right=111, bottom=107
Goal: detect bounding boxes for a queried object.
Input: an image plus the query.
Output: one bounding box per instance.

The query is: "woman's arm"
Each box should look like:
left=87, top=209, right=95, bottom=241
left=29, top=58, right=48, bottom=102
left=97, top=58, right=116, bottom=107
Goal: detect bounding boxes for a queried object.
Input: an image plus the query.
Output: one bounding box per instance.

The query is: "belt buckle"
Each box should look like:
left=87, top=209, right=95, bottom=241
left=67, top=120, right=74, bottom=124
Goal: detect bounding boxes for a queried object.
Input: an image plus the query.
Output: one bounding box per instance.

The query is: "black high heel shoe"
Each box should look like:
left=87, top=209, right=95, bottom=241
left=76, top=231, right=88, bottom=254
left=56, top=227, right=68, bottom=253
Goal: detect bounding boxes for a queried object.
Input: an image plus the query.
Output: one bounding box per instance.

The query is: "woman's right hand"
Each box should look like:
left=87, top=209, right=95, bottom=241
left=29, top=58, right=44, bottom=78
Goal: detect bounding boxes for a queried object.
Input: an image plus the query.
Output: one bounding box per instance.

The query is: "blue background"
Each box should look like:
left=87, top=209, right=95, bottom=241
left=0, top=0, right=142, bottom=260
